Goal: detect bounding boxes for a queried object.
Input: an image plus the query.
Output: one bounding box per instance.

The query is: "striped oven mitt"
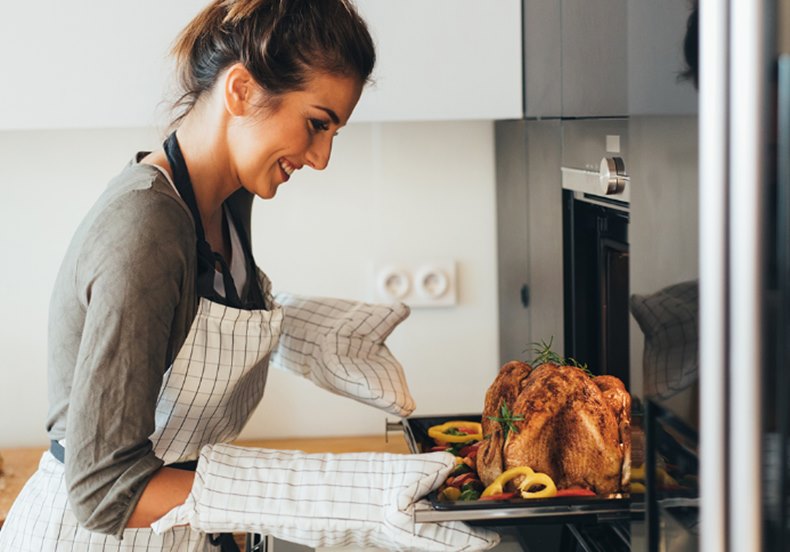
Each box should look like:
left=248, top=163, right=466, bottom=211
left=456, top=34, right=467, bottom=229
left=270, top=293, right=417, bottom=417
left=152, top=444, right=499, bottom=551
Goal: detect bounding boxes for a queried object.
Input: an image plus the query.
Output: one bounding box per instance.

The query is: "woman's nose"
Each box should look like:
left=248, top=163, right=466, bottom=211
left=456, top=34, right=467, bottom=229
left=305, top=136, right=332, bottom=171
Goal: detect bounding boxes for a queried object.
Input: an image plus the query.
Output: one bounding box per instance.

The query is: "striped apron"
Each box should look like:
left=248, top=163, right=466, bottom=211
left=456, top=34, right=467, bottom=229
left=0, top=277, right=283, bottom=551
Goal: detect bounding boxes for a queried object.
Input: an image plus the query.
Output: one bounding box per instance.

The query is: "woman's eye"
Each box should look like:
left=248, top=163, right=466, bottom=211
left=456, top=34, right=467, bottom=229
left=309, top=119, right=330, bottom=133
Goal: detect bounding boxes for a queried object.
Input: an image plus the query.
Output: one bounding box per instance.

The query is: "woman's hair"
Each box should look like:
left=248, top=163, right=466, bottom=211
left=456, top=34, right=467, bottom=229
left=169, top=0, right=375, bottom=127
left=679, top=3, right=698, bottom=89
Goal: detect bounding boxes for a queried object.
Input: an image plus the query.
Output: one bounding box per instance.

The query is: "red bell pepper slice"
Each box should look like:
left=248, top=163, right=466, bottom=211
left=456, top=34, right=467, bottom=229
left=458, top=427, right=480, bottom=435
left=448, top=472, right=478, bottom=488
left=457, top=442, right=482, bottom=458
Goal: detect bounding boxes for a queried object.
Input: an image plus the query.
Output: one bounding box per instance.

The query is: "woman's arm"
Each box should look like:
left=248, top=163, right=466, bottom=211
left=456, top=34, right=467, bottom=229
left=126, top=468, right=195, bottom=528
left=62, top=186, right=197, bottom=537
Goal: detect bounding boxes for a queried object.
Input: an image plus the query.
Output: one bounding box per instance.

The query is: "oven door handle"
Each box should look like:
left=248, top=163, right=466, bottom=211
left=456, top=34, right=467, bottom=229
left=384, top=418, right=404, bottom=443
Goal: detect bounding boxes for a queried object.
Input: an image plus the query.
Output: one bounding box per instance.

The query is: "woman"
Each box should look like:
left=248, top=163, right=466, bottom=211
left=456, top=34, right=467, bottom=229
left=0, top=1, right=498, bottom=550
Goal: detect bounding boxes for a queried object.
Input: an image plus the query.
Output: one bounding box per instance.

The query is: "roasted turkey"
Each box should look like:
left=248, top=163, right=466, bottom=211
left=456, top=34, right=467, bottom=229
left=477, top=361, right=631, bottom=495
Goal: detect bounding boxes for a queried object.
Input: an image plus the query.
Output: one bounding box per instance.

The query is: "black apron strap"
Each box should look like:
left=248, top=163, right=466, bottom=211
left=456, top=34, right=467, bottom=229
left=209, top=532, right=242, bottom=552
left=167, top=459, right=199, bottom=471
left=163, top=131, right=261, bottom=308
left=50, top=440, right=65, bottom=463
left=226, top=199, right=268, bottom=309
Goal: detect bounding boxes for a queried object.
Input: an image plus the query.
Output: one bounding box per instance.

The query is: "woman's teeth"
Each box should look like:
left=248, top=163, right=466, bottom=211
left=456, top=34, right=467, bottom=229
left=279, top=159, right=295, bottom=176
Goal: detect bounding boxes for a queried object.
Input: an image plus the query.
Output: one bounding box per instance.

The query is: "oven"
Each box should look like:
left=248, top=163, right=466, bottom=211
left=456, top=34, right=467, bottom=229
left=491, top=118, right=642, bottom=550
left=562, top=156, right=630, bottom=387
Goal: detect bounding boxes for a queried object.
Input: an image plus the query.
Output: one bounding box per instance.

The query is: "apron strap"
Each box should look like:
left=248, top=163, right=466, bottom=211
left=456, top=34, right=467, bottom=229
left=209, top=532, right=242, bottom=552
left=225, top=194, right=268, bottom=309
left=163, top=131, right=264, bottom=308
left=50, top=440, right=65, bottom=463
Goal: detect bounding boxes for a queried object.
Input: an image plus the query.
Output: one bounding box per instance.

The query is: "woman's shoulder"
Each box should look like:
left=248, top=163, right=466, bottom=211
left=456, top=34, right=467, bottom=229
left=106, top=156, right=191, bottom=219
left=86, top=157, right=194, bottom=237
left=70, top=157, right=197, bottom=269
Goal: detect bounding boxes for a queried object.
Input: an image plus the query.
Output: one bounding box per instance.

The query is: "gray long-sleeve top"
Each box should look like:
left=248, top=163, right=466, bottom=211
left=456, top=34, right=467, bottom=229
left=46, top=153, right=255, bottom=538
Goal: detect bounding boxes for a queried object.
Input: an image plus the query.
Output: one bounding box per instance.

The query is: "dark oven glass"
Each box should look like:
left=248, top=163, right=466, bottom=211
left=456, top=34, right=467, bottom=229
left=563, top=190, right=630, bottom=385
left=645, top=399, right=699, bottom=552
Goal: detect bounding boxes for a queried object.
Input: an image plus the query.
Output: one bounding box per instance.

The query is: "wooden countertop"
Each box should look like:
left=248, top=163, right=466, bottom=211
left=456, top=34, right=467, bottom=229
left=234, top=434, right=410, bottom=455
left=0, top=434, right=409, bottom=529
left=0, top=447, right=47, bottom=530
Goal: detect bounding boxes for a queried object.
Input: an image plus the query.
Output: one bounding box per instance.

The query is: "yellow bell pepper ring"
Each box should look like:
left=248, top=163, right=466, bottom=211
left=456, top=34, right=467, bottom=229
left=481, top=466, right=534, bottom=497
left=518, top=472, right=557, bottom=499
left=427, top=421, right=484, bottom=443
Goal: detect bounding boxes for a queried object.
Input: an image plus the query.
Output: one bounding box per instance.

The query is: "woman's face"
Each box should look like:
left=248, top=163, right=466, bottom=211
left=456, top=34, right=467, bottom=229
left=227, top=70, right=364, bottom=199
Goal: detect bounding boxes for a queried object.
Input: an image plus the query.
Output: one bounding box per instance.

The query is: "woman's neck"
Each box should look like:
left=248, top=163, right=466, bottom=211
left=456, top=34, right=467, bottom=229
left=175, top=110, right=240, bottom=230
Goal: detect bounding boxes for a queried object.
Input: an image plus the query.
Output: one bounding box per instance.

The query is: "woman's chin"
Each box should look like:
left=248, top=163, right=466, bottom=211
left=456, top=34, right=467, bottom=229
left=247, top=182, right=279, bottom=200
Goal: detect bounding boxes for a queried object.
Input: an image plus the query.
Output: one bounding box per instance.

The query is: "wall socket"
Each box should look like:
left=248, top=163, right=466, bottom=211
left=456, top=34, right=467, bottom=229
left=372, top=260, right=457, bottom=308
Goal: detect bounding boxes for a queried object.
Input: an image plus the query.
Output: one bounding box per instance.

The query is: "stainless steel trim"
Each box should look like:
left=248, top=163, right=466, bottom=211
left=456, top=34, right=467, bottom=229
left=728, top=0, right=766, bottom=550
left=561, top=167, right=631, bottom=203
left=413, top=502, right=637, bottom=524
left=699, top=0, right=729, bottom=550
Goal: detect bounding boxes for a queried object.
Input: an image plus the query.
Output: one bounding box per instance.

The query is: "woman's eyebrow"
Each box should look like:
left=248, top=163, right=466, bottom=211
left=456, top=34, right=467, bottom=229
left=312, top=105, right=340, bottom=125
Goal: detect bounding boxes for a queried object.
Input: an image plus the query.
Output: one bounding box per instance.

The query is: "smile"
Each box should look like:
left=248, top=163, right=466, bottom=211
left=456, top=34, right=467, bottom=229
left=278, top=158, right=296, bottom=180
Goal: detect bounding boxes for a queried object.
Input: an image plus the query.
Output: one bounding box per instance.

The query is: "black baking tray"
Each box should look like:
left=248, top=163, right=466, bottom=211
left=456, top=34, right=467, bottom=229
left=402, top=414, right=641, bottom=525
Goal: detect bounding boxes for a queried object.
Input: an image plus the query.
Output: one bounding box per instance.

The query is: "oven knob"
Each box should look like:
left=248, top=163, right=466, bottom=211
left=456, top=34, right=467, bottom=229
left=599, top=156, right=627, bottom=195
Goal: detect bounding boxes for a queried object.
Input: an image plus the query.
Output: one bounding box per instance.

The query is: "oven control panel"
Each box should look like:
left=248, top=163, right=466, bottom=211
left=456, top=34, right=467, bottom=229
left=562, top=156, right=631, bottom=205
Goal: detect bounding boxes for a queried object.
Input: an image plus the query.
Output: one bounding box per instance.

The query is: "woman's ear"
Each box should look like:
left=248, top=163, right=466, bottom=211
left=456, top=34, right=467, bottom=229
left=223, top=63, right=257, bottom=117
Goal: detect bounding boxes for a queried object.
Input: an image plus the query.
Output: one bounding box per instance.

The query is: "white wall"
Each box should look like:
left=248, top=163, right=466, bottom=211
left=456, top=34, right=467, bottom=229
left=0, top=121, right=500, bottom=447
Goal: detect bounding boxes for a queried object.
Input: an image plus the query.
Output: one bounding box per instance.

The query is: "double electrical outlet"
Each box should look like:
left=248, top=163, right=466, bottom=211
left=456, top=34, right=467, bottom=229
left=372, top=260, right=457, bottom=308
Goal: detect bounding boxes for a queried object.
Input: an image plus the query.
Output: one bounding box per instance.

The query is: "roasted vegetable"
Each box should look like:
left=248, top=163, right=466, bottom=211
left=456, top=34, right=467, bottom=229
left=481, top=466, right=534, bottom=497
left=428, top=421, right=483, bottom=443
left=517, top=472, right=557, bottom=499
left=481, top=466, right=558, bottom=500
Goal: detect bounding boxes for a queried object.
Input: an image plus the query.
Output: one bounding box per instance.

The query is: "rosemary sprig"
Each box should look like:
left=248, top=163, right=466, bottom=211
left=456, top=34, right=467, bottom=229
left=525, top=337, right=564, bottom=366
left=487, top=401, right=525, bottom=439
left=566, top=357, right=594, bottom=377
left=523, top=336, right=594, bottom=377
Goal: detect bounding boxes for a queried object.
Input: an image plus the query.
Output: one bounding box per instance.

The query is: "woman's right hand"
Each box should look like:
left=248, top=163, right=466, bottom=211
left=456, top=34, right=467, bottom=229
left=152, top=445, right=500, bottom=551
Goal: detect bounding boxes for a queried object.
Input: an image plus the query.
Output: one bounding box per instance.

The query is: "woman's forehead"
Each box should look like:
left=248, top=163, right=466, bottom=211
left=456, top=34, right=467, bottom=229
left=284, top=72, right=364, bottom=124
